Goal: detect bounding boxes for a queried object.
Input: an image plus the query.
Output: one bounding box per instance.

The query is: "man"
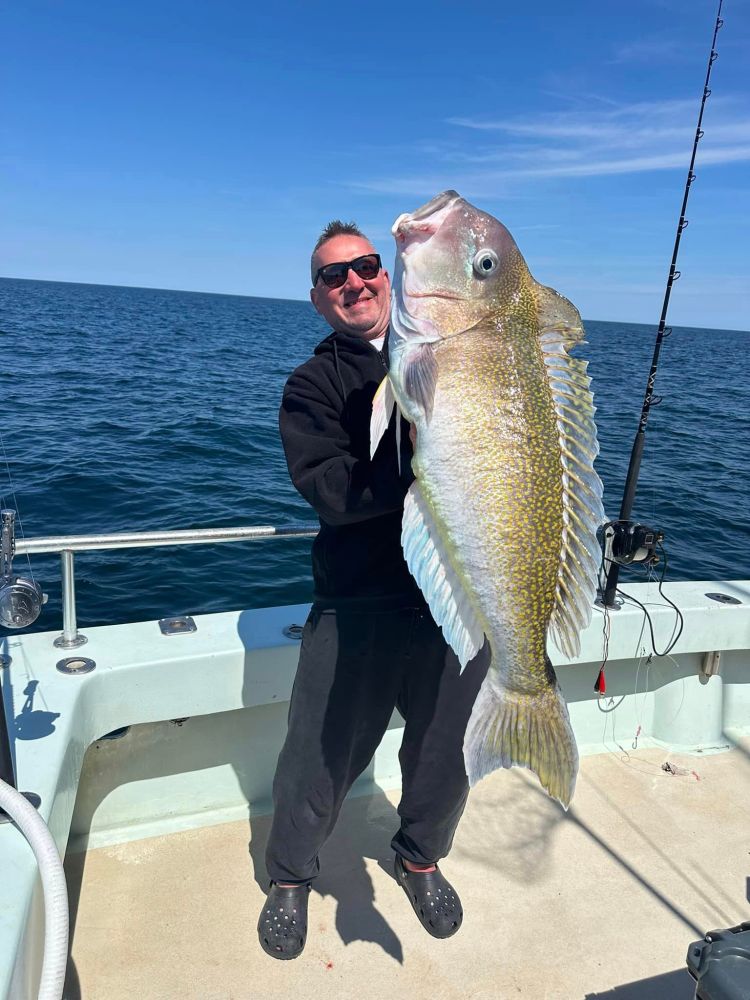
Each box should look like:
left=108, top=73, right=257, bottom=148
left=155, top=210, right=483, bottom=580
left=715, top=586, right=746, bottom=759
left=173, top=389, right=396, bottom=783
left=257, top=221, right=488, bottom=960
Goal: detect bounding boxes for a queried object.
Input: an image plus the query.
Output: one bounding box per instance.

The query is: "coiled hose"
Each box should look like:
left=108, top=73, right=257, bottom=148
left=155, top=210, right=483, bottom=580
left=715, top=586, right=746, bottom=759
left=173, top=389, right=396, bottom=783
left=0, top=778, right=68, bottom=1000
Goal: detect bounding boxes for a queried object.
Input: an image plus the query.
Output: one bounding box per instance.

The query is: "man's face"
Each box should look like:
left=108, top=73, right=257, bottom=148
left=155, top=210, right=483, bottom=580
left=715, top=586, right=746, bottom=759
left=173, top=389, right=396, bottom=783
left=310, top=235, right=390, bottom=340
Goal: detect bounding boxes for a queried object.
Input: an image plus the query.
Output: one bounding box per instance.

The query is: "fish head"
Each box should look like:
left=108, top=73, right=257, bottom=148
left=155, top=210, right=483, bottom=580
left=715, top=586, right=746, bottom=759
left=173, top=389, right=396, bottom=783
left=391, top=190, right=528, bottom=342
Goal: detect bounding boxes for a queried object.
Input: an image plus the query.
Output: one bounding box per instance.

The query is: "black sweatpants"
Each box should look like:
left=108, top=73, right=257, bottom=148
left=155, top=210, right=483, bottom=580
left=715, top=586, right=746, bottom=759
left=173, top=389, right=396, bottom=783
left=265, top=604, right=490, bottom=884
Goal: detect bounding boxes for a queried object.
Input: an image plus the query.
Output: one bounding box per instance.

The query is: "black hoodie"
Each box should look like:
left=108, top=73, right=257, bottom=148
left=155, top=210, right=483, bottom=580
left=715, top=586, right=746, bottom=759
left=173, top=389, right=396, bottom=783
left=279, top=330, right=424, bottom=609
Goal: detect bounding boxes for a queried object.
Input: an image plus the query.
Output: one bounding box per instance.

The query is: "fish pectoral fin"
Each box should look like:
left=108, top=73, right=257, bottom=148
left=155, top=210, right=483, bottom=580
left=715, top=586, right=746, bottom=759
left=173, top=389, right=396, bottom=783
left=395, top=407, right=402, bottom=476
left=403, top=343, right=438, bottom=423
left=370, top=376, right=396, bottom=459
left=401, top=482, right=485, bottom=669
left=463, top=677, right=579, bottom=809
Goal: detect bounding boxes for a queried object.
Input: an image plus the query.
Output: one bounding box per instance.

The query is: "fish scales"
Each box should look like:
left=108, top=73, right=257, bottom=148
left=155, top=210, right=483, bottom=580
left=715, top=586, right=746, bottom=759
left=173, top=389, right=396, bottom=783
left=418, top=324, right=564, bottom=690
left=371, top=190, right=604, bottom=807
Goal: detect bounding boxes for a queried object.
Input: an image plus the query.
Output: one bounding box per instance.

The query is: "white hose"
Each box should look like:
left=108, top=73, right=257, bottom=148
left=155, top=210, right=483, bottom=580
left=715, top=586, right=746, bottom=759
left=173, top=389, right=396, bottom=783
left=0, top=778, right=69, bottom=1000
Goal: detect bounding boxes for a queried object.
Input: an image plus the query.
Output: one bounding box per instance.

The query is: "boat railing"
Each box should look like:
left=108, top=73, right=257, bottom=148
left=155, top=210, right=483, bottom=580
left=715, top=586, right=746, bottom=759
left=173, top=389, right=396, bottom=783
left=14, top=524, right=319, bottom=650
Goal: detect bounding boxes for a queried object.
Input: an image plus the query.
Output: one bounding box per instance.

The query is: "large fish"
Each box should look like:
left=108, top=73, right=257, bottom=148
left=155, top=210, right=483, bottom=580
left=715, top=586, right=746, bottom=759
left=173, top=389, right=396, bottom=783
left=370, top=191, right=604, bottom=808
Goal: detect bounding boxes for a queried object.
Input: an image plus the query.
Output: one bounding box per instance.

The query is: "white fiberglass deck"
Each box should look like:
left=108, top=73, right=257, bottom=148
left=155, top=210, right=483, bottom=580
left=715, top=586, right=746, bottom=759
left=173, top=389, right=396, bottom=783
left=64, top=738, right=750, bottom=1000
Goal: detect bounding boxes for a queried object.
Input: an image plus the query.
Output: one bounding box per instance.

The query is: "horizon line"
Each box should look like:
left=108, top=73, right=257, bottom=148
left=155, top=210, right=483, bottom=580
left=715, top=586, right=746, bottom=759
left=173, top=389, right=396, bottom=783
left=1, top=274, right=747, bottom=335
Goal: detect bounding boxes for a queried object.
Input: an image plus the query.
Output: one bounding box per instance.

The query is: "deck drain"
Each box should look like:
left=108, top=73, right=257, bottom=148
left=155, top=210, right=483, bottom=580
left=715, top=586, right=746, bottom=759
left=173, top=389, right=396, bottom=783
left=98, top=726, right=131, bottom=741
left=283, top=624, right=304, bottom=640
left=56, top=656, right=96, bottom=675
left=705, top=592, right=742, bottom=605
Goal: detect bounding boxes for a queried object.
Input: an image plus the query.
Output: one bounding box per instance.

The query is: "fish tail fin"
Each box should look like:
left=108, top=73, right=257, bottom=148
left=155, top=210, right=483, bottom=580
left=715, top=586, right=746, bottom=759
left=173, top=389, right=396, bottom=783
left=464, top=678, right=579, bottom=809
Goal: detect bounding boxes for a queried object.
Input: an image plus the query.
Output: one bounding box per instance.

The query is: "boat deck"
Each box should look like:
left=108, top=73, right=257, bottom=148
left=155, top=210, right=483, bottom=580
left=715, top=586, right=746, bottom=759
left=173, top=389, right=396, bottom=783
left=63, top=737, right=750, bottom=1000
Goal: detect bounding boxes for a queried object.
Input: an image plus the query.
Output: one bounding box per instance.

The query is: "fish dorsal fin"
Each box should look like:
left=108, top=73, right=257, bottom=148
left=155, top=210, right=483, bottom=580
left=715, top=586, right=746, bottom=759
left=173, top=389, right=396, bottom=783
left=536, top=283, right=586, bottom=348
left=536, top=283, right=604, bottom=659
left=402, top=482, right=485, bottom=668
left=370, top=376, right=395, bottom=458
left=403, top=343, right=438, bottom=422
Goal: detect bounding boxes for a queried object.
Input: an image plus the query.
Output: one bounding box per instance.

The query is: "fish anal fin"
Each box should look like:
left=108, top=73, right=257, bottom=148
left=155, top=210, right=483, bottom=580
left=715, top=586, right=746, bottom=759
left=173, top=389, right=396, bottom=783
left=463, top=677, right=579, bottom=809
left=402, top=482, right=484, bottom=669
left=395, top=408, right=402, bottom=476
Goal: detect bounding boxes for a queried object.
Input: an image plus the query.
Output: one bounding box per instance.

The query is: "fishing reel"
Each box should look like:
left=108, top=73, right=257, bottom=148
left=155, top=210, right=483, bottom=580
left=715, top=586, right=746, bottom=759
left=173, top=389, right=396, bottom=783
left=0, top=510, right=46, bottom=629
left=603, top=520, right=664, bottom=567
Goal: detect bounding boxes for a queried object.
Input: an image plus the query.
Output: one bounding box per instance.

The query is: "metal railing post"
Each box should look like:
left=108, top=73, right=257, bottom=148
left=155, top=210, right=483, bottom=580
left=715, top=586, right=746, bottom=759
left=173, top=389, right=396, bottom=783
left=53, top=550, right=87, bottom=649
left=10, top=522, right=319, bottom=648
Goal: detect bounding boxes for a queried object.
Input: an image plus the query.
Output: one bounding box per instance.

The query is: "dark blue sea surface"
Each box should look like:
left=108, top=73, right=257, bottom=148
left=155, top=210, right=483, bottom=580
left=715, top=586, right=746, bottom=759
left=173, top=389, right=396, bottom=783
left=1, top=277, right=748, bottom=635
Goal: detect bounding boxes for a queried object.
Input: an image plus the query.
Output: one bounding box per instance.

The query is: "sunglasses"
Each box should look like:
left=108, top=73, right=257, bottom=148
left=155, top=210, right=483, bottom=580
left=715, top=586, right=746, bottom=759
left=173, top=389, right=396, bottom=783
left=314, top=253, right=382, bottom=289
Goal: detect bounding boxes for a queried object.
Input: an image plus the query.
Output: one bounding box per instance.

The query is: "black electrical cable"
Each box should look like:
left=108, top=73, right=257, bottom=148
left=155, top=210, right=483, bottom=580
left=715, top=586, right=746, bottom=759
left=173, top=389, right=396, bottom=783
left=596, top=530, right=684, bottom=676
left=615, top=545, right=684, bottom=658
left=654, top=544, right=685, bottom=651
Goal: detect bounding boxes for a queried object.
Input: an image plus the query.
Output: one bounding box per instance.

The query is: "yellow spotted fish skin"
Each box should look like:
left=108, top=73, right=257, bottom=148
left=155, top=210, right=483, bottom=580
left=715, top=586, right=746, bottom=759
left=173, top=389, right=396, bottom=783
left=382, top=191, right=604, bottom=808
left=421, top=322, right=563, bottom=676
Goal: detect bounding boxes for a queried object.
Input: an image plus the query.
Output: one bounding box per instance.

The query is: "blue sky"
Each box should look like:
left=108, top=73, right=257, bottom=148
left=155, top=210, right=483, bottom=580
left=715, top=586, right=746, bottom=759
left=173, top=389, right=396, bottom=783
left=2, top=0, right=748, bottom=329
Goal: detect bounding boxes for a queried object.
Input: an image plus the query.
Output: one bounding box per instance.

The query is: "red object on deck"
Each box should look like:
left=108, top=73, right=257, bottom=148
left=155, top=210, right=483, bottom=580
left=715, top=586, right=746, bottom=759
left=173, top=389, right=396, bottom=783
left=595, top=667, right=606, bottom=694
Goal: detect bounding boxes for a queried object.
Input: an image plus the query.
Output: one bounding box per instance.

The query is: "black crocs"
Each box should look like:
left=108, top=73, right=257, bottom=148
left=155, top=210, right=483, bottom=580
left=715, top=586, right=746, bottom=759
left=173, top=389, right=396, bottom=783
left=394, top=854, right=463, bottom=938
left=257, top=881, right=311, bottom=960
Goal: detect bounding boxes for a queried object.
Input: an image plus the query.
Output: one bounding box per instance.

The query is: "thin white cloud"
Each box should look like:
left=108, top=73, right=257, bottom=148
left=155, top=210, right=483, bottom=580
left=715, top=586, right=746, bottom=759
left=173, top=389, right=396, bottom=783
left=446, top=97, right=732, bottom=136
left=609, top=36, right=685, bottom=64
left=352, top=146, right=750, bottom=198
left=517, top=144, right=750, bottom=179
left=354, top=95, right=750, bottom=196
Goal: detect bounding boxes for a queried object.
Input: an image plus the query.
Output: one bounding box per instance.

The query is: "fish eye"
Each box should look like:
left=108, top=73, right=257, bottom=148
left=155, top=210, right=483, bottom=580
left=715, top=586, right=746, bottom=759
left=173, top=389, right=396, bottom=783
left=472, top=249, right=499, bottom=277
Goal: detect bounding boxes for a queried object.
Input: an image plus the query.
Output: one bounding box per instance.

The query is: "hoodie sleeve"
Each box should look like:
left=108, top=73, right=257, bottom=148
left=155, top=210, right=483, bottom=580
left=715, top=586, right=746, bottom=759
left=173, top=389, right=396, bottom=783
left=279, top=366, right=413, bottom=526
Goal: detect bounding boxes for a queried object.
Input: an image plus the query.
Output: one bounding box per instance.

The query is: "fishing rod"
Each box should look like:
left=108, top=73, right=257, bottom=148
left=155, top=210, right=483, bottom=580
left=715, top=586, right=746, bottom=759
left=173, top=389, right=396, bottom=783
left=600, top=0, right=725, bottom=609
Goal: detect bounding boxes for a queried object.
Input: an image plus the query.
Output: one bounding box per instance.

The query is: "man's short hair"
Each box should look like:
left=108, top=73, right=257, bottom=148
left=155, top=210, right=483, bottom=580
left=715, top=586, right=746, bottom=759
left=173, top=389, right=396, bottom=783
left=311, top=220, right=368, bottom=285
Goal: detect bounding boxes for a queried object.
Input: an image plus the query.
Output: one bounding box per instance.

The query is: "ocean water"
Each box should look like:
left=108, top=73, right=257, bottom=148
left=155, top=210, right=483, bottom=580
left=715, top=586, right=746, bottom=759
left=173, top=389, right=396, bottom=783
left=1, top=276, right=748, bottom=635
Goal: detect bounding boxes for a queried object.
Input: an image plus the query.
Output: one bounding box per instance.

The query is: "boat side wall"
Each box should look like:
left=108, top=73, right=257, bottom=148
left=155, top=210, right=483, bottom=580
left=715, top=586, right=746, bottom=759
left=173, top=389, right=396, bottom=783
left=1, top=581, right=749, bottom=997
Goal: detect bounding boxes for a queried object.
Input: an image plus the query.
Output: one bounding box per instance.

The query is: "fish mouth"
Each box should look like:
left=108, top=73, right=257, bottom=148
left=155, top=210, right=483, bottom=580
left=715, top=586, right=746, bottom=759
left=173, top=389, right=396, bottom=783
left=409, top=190, right=460, bottom=222
left=402, top=288, right=462, bottom=301
left=392, top=190, right=461, bottom=249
